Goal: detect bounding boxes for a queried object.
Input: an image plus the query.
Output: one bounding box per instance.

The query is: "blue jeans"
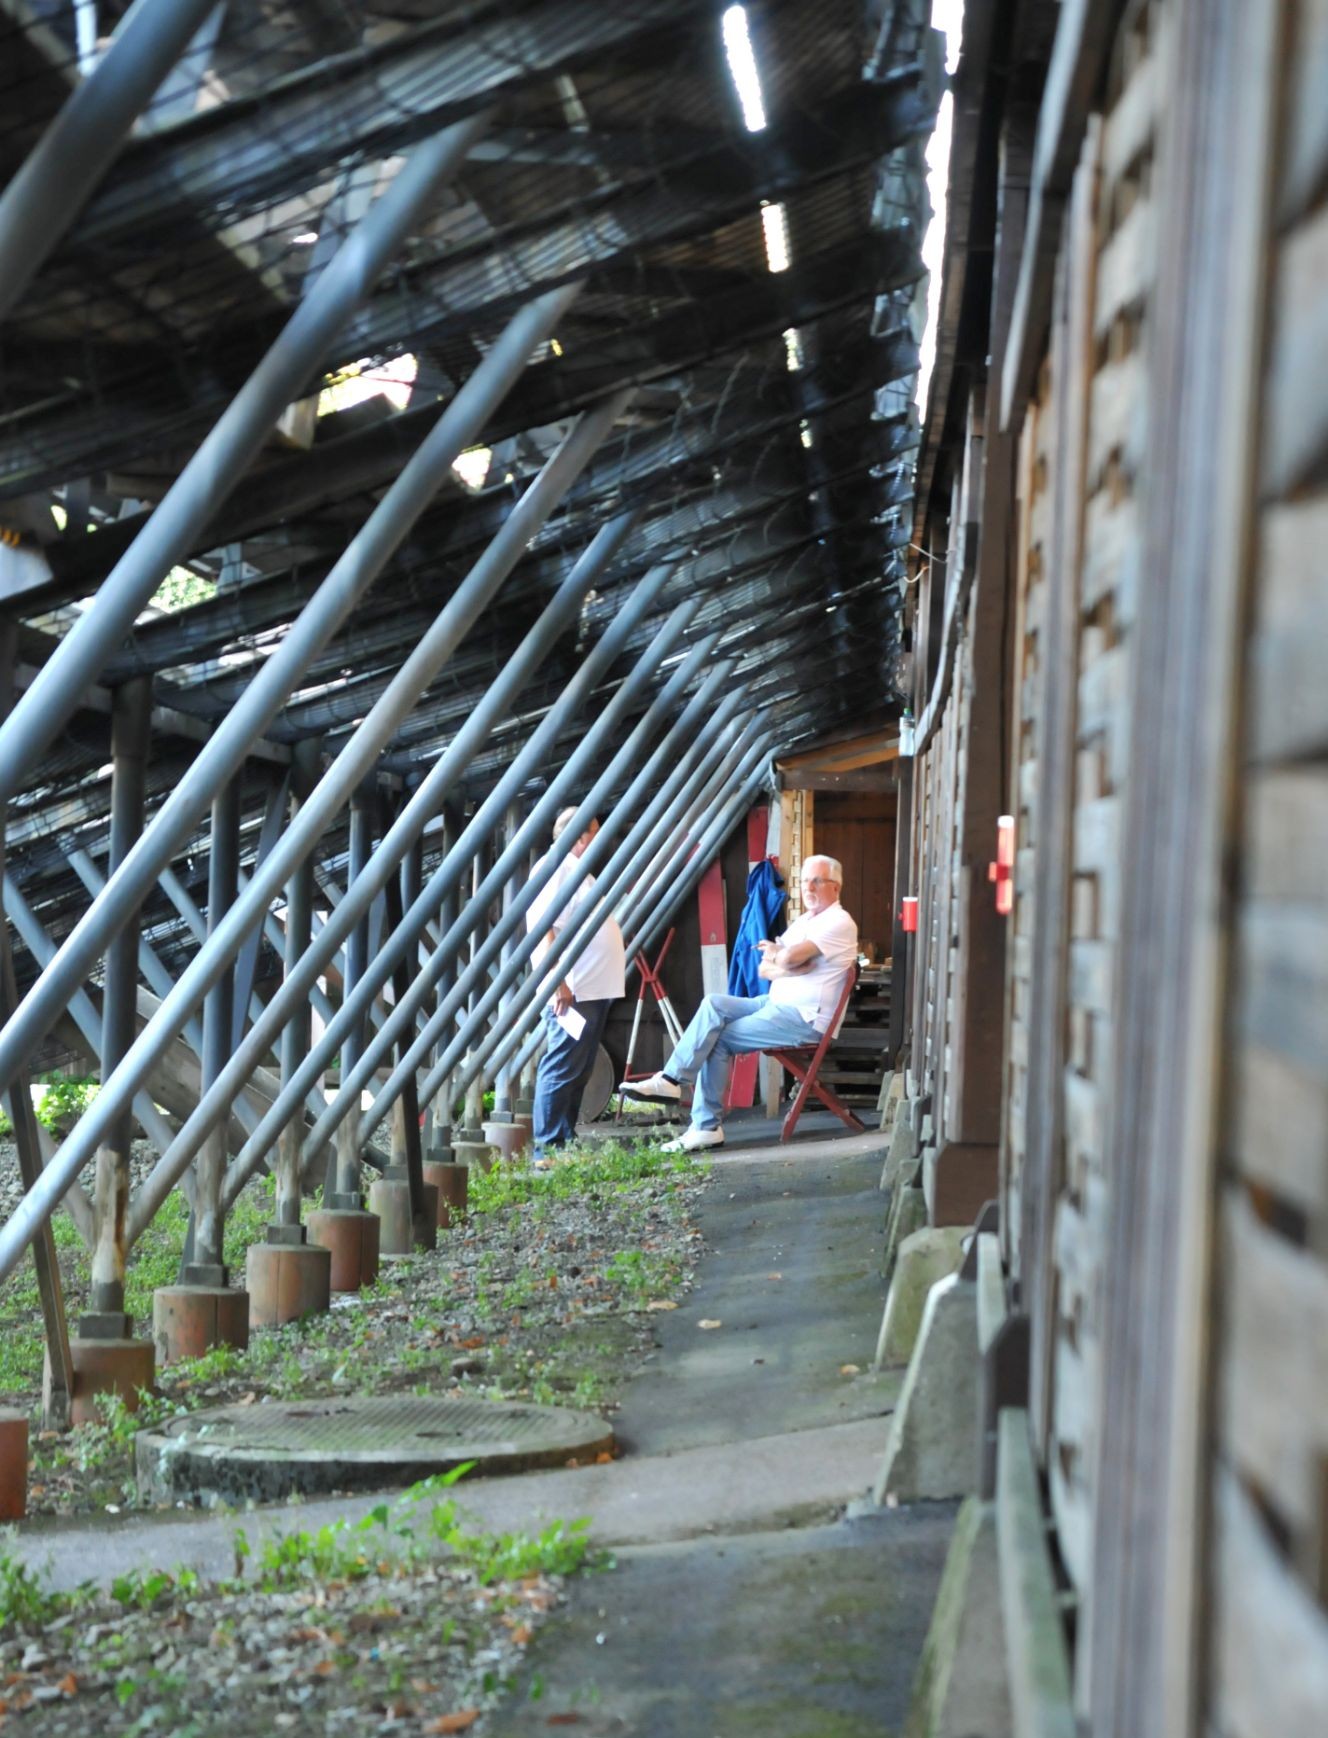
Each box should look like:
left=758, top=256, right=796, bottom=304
left=533, top=998, right=613, bottom=1157
left=665, top=993, right=820, bottom=1130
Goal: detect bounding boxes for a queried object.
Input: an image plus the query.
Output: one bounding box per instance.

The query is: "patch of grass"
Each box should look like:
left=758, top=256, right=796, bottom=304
left=0, top=1541, right=81, bottom=1628
left=228, top=1469, right=600, bottom=1594
left=451, top=1515, right=597, bottom=1584
left=468, top=1136, right=706, bottom=1216
left=66, top=1387, right=188, bottom=1474
left=603, top=1246, right=682, bottom=1302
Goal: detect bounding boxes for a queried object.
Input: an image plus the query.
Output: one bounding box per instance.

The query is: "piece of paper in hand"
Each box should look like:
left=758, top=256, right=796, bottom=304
left=555, top=1004, right=587, bottom=1040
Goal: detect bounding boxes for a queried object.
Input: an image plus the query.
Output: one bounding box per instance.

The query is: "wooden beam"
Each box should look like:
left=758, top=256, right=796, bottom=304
left=999, top=0, right=1124, bottom=431
left=779, top=730, right=898, bottom=770
left=816, top=742, right=902, bottom=772
left=777, top=769, right=898, bottom=793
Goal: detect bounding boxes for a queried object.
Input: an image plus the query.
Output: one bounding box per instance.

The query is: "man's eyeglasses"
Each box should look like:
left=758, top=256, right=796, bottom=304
left=801, top=876, right=832, bottom=886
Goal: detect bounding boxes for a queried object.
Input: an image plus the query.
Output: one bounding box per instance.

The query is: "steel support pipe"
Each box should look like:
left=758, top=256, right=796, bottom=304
left=284, top=595, right=708, bottom=1176
left=206, top=513, right=660, bottom=1201
left=493, top=802, right=525, bottom=1112
left=330, top=781, right=377, bottom=1206
left=0, top=111, right=491, bottom=808
left=427, top=802, right=463, bottom=1148
left=275, top=743, right=320, bottom=1229
left=163, top=860, right=292, bottom=1045
left=0, top=279, right=579, bottom=1113
left=0, top=0, right=221, bottom=321
left=191, top=777, right=239, bottom=1275
left=0, top=394, right=627, bottom=1284
left=69, top=850, right=206, bottom=1064
left=467, top=730, right=774, bottom=1095
left=416, top=699, right=757, bottom=1116
left=88, top=675, right=152, bottom=1318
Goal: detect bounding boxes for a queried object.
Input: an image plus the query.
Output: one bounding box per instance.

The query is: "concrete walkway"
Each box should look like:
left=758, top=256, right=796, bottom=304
left=14, top=1120, right=955, bottom=1733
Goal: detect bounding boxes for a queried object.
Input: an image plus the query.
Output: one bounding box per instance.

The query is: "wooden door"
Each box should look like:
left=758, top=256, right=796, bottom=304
left=812, top=790, right=896, bottom=961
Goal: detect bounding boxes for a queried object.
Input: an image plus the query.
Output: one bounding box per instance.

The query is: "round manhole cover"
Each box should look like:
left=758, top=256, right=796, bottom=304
left=136, top=1394, right=616, bottom=1506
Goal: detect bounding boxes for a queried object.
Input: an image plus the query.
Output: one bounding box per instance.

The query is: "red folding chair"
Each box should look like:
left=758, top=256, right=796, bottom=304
left=764, top=965, right=866, bottom=1143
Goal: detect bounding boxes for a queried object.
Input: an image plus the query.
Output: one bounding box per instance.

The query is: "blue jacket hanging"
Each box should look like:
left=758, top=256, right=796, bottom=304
left=728, top=859, right=787, bottom=996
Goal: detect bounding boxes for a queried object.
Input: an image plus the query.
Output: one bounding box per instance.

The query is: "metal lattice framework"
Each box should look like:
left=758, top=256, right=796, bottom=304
left=0, top=0, right=939, bottom=1408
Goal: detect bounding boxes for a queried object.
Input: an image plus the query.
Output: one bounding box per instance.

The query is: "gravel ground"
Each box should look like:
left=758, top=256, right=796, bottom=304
left=0, top=1537, right=582, bottom=1736
left=0, top=1137, right=708, bottom=1733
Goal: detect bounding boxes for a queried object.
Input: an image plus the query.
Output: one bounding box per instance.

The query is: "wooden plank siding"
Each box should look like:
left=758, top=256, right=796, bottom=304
left=1210, top=1, right=1328, bottom=1724
left=1043, top=15, right=1163, bottom=1667
left=1001, top=363, right=1055, bottom=1281
left=908, top=0, right=1328, bottom=1729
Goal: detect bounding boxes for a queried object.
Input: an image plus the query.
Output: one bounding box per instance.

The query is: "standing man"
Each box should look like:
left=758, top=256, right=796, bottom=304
left=526, top=809, right=625, bottom=1164
left=623, top=854, right=857, bottom=1150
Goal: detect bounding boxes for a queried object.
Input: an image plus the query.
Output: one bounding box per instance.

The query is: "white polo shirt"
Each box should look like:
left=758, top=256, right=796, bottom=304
left=526, top=850, right=625, bottom=1004
left=767, top=900, right=858, bottom=1032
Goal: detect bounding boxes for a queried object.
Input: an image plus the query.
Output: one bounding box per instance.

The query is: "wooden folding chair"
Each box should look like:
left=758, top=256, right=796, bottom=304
left=764, top=965, right=866, bottom=1143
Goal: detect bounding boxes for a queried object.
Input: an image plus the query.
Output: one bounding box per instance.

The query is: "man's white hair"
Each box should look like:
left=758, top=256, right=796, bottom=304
left=552, top=807, right=583, bottom=840
left=804, top=853, right=843, bottom=884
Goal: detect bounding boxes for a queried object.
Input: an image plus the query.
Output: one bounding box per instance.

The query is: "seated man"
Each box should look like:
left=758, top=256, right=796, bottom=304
left=623, top=854, right=857, bottom=1150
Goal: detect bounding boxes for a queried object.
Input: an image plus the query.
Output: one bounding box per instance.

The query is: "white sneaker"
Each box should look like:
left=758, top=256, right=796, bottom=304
left=621, top=1071, right=682, bottom=1103
left=661, top=1126, right=725, bottom=1153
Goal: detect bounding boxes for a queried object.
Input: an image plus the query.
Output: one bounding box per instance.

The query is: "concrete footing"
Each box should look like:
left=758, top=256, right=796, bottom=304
left=482, top=1119, right=529, bottom=1163
left=882, top=1104, right=920, bottom=1191
left=307, top=1208, right=381, bottom=1293
left=904, top=1496, right=1011, bottom=1738
left=51, top=1337, right=156, bottom=1428
left=422, top=1160, right=468, bottom=1226
left=367, top=1176, right=439, bottom=1254
left=0, top=1409, right=28, bottom=1521
left=874, top=1270, right=979, bottom=1504
left=153, top=1286, right=250, bottom=1367
left=878, top=1069, right=906, bottom=1132
left=368, top=1176, right=412, bottom=1254
left=453, top=1135, right=496, bottom=1173
left=247, top=1240, right=332, bottom=1327
left=883, top=1181, right=928, bottom=1284
left=875, top=1227, right=967, bottom=1368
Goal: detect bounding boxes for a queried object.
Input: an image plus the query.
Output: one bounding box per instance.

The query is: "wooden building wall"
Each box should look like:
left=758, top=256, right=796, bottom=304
left=900, top=0, right=1328, bottom=1731
left=1207, top=0, right=1328, bottom=1725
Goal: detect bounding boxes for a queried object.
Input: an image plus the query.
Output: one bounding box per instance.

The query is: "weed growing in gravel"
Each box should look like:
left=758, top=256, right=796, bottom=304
left=225, top=1469, right=600, bottom=1595
left=110, top=1563, right=200, bottom=1609
left=1, top=1467, right=598, bottom=1641
left=68, top=1388, right=188, bottom=1473
left=604, top=1246, right=681, bottom=1301
left=468, top=1136, right=705, bottom=1216
left=0, top=1542, right=77, bottom=1627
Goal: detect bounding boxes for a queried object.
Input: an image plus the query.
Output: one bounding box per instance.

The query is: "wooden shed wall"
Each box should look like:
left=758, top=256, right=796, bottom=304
left=1208, top=0, right=1328, bottom=1727
left=902, top=0, right=1328, bottom=1730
